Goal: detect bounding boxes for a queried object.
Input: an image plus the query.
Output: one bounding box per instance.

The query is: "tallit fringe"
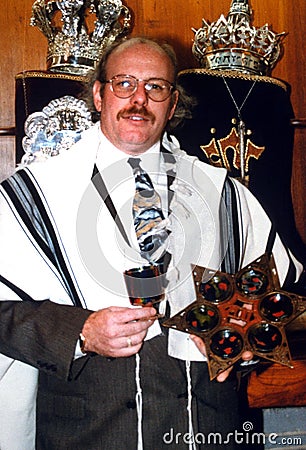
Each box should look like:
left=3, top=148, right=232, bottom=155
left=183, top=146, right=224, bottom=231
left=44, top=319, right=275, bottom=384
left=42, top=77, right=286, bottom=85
left=135, top=353, right=143, bottom=450
left=186, top=360, right=197, bottom=450
left=135, top=354, right=198, bottom=450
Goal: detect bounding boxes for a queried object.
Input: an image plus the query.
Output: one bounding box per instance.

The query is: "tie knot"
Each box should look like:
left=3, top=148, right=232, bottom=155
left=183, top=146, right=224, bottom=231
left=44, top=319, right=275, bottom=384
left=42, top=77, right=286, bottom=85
left=127, top=157, right=142, bottom=170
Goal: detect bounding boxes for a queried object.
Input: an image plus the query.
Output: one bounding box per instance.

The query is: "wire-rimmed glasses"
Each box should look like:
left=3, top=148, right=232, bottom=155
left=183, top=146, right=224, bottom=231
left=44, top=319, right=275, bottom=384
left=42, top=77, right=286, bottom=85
left=105, top=74, right=175, bottom=102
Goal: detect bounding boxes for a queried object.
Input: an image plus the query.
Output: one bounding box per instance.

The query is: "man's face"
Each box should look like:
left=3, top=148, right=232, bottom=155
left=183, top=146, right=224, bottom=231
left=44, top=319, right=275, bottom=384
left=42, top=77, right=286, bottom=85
left=93, top=43, right=179, bottom=155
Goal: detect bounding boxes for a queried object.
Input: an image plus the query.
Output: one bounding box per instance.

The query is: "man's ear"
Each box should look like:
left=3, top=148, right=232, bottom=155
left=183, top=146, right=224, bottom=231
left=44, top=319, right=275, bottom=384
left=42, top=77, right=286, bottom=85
left=93, top=80, right=102, bottom=112
left=168, top=89, right=179, bottom=121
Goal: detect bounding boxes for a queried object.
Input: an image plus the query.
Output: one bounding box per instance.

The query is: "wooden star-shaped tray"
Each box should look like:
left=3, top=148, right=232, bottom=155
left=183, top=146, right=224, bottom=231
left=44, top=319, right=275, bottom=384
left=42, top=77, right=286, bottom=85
left=163, top=253, right=305, bottom=380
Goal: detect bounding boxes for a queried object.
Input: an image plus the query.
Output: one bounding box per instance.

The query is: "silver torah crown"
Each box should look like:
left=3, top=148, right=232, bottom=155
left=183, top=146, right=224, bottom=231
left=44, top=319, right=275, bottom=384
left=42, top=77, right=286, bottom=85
left=31, top=0, right=132, bottom=76
left=192, top=0, right=286, bottom=76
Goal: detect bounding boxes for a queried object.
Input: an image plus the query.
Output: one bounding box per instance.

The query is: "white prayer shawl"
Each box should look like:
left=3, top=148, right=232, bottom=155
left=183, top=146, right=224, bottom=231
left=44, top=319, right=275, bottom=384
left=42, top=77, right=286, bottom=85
left=0, top=123, right=301, bottom=449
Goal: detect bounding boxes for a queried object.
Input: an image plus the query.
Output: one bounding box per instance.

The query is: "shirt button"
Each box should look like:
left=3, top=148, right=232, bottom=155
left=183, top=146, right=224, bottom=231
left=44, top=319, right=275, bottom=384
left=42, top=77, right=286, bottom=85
left=126, top=399, right=137, bottom=409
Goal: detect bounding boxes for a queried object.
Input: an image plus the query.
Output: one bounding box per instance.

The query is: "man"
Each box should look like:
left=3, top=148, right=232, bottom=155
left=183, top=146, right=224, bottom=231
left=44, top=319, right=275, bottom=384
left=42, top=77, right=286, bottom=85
left=0, top=37, right=301, bottom=449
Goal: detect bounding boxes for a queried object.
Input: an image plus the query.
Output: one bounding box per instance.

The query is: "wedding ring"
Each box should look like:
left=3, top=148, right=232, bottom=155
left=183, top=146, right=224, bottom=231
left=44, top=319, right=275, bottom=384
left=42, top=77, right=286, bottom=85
left=127, top=337, right=132, bottom=348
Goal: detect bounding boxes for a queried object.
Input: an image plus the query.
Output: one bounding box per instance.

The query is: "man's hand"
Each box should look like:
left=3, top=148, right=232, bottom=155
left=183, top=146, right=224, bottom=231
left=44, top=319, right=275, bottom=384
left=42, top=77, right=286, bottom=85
left=81, top=306, right=157, bottom=357
left=190, top=334, right=254, bottom=382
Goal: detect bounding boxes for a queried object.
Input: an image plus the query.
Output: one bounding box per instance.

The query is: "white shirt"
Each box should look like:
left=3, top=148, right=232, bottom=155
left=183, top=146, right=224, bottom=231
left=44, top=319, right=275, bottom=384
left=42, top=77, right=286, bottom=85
left=80, top=128, right=165, bottom=338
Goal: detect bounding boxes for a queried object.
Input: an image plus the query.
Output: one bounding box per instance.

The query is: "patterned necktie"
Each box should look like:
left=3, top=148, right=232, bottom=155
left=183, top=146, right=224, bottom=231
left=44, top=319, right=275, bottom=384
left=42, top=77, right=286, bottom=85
left=128, top=157, right=168, bottom=262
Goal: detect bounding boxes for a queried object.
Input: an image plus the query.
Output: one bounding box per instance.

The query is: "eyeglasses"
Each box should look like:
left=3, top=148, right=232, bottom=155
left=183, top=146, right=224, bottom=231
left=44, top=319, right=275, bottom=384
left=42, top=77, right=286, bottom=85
left=105, top=74, right=175, bottom=102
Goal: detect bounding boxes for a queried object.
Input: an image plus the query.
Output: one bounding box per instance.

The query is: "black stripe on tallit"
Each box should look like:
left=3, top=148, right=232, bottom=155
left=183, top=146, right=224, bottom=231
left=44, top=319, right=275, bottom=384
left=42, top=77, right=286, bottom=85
left=2, top=169, right=83, bottom=307
left=220, top=177, right=240, bottom=274
left=2, top=173, right=57, bottom=268
left=0, top=274, right=36, bottom=302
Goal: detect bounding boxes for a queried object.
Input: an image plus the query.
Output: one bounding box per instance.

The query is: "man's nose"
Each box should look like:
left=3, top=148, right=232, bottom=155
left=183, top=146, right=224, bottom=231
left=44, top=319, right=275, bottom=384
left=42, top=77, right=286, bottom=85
left=130, top=81, right=148, bottom=105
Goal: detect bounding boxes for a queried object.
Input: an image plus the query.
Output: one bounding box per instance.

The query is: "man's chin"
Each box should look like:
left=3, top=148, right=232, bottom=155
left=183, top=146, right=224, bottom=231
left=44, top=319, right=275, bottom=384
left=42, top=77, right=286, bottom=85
left=118, top=138, right=156, bottom=155
left=117, top=130, right=155, bottom=152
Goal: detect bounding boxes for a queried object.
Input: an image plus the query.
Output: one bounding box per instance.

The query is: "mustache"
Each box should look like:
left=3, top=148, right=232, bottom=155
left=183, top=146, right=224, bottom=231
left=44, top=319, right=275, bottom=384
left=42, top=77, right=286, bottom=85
left=117, top=106, right=155, bottom=122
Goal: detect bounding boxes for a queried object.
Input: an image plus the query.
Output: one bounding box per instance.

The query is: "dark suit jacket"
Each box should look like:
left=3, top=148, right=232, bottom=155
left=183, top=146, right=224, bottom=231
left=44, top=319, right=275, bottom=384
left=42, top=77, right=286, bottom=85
left=0, top=300, right=243, bottom=450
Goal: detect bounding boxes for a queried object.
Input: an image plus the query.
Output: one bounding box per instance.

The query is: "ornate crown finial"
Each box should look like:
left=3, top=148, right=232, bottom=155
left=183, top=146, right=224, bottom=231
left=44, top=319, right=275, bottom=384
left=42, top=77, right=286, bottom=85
left=192, top=0, right=286, bottom=76
left=31, top=0, right=132, bottom=76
